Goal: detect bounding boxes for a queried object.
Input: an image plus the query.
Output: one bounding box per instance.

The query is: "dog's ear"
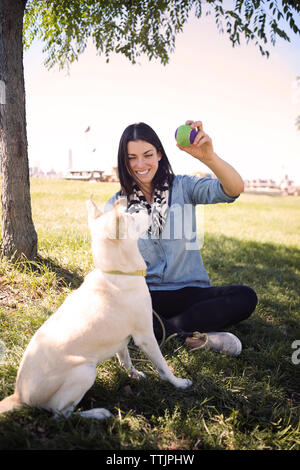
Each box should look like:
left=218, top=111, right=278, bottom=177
left=113, top=198, right=127, bottom=239
left=86, top=197, right=102, bottom=219
left=113, top=199, right=122, bottom=239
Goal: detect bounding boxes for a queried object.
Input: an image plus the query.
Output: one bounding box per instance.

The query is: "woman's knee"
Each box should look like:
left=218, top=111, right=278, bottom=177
left=238, top=285, right=258, bottom=319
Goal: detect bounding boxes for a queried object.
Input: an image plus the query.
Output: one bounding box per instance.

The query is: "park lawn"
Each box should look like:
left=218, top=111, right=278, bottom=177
left=0, top=178, right=299, bottom=450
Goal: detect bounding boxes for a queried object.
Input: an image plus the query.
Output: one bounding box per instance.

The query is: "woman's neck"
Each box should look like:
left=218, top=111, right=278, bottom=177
left=138, top=183, right=154, bottom=205
left=143, top=189, right=154, bottom=205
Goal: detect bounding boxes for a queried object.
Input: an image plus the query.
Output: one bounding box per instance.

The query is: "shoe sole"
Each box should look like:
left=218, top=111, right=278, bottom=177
left=226, top=332, right=242, bottom=356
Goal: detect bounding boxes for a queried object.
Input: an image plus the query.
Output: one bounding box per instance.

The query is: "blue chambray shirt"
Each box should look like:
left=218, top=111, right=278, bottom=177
left=105, top=175, right=238, bottom=291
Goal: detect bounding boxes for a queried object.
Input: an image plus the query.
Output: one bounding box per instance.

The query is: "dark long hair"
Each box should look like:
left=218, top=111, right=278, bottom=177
left=117, top=122, right=175, bottom=196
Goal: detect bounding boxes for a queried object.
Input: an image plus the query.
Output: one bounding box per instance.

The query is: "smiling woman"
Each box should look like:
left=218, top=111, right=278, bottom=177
left=105, top=121, right=258, bottom=357
left=127, top=141, right=162, bottom=203
left=117, top=123, right=175, bottom=201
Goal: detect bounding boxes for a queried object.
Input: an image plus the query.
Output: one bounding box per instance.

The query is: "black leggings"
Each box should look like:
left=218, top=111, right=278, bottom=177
left=150, top=285, right=258, bottom=342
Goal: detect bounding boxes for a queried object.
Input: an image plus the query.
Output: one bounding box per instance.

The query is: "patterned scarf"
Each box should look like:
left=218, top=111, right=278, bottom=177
left=127, top=182, right=169, bottom=237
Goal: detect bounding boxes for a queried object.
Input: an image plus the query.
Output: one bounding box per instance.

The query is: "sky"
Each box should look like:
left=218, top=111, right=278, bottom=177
left=23, top=6, right=300, bottom=184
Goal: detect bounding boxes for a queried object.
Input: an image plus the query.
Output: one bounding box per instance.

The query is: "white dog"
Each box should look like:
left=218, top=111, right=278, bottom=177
left=0, top=199, right=192, bottom=420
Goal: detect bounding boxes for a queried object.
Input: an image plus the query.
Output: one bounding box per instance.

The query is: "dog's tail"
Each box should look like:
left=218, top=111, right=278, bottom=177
left=0, top=393, right=21, bottom=414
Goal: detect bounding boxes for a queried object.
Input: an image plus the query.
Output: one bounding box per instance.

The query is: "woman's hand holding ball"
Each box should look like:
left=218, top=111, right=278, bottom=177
left=175, top=120, right=215, bottom=165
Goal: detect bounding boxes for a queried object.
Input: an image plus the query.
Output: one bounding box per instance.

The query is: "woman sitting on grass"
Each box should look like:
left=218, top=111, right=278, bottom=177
left=106, top=120, right=258, bottom=355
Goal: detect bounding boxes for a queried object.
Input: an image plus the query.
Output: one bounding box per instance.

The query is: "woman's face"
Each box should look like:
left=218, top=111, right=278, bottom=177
left=127, top=140, right=162, bottom=191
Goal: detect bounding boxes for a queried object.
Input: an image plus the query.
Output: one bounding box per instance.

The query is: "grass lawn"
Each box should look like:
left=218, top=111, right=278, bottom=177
left=0, top=179, right=299, bottom=450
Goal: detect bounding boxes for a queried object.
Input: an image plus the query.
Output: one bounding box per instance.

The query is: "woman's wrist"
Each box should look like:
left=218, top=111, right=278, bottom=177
left=195, top=150, right=218, bottom=166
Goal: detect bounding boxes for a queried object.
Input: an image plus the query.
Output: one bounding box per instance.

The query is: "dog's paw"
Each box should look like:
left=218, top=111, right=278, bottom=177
left=172, top=377, right=192, bottom=389
left=130, top=368, right=146, bottom=380
left=79, top=408, right=112, bottom=420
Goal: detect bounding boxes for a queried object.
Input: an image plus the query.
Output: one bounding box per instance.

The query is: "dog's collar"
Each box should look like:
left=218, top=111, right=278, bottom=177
left=102, top=269, right=146, bottom=277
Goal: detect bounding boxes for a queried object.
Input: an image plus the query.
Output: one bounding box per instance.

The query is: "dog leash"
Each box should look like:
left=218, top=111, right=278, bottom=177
left=127, top=310, right=169, bottom=366
left=152, top=310, right=208, bottom=352
left=129, top=310, right=208, bottom=382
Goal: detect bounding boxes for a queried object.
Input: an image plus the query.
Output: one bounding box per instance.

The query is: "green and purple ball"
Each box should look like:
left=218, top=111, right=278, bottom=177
left=175, top=125, right=197, bottom=146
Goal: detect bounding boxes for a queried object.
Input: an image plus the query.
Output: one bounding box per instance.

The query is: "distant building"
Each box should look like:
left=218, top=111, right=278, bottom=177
left=29, top=166, right=45, bottom=178
left=280, top=174, right=298, bottom=196
left=244, top=175, right=299, bottom=196
left=29, top=166, right=63, bottom=179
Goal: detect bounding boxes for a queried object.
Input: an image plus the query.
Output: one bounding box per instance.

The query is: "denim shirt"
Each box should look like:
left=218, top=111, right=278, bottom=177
left=105, top=175, right=238, bottom=291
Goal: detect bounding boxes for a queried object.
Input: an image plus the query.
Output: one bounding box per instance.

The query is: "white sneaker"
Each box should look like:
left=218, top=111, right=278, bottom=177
left=206, top=332, right=242, bottom=356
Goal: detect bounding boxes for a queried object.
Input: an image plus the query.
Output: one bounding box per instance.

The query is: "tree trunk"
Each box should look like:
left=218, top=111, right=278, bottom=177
left=0, top=0, right=37, bottom=260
